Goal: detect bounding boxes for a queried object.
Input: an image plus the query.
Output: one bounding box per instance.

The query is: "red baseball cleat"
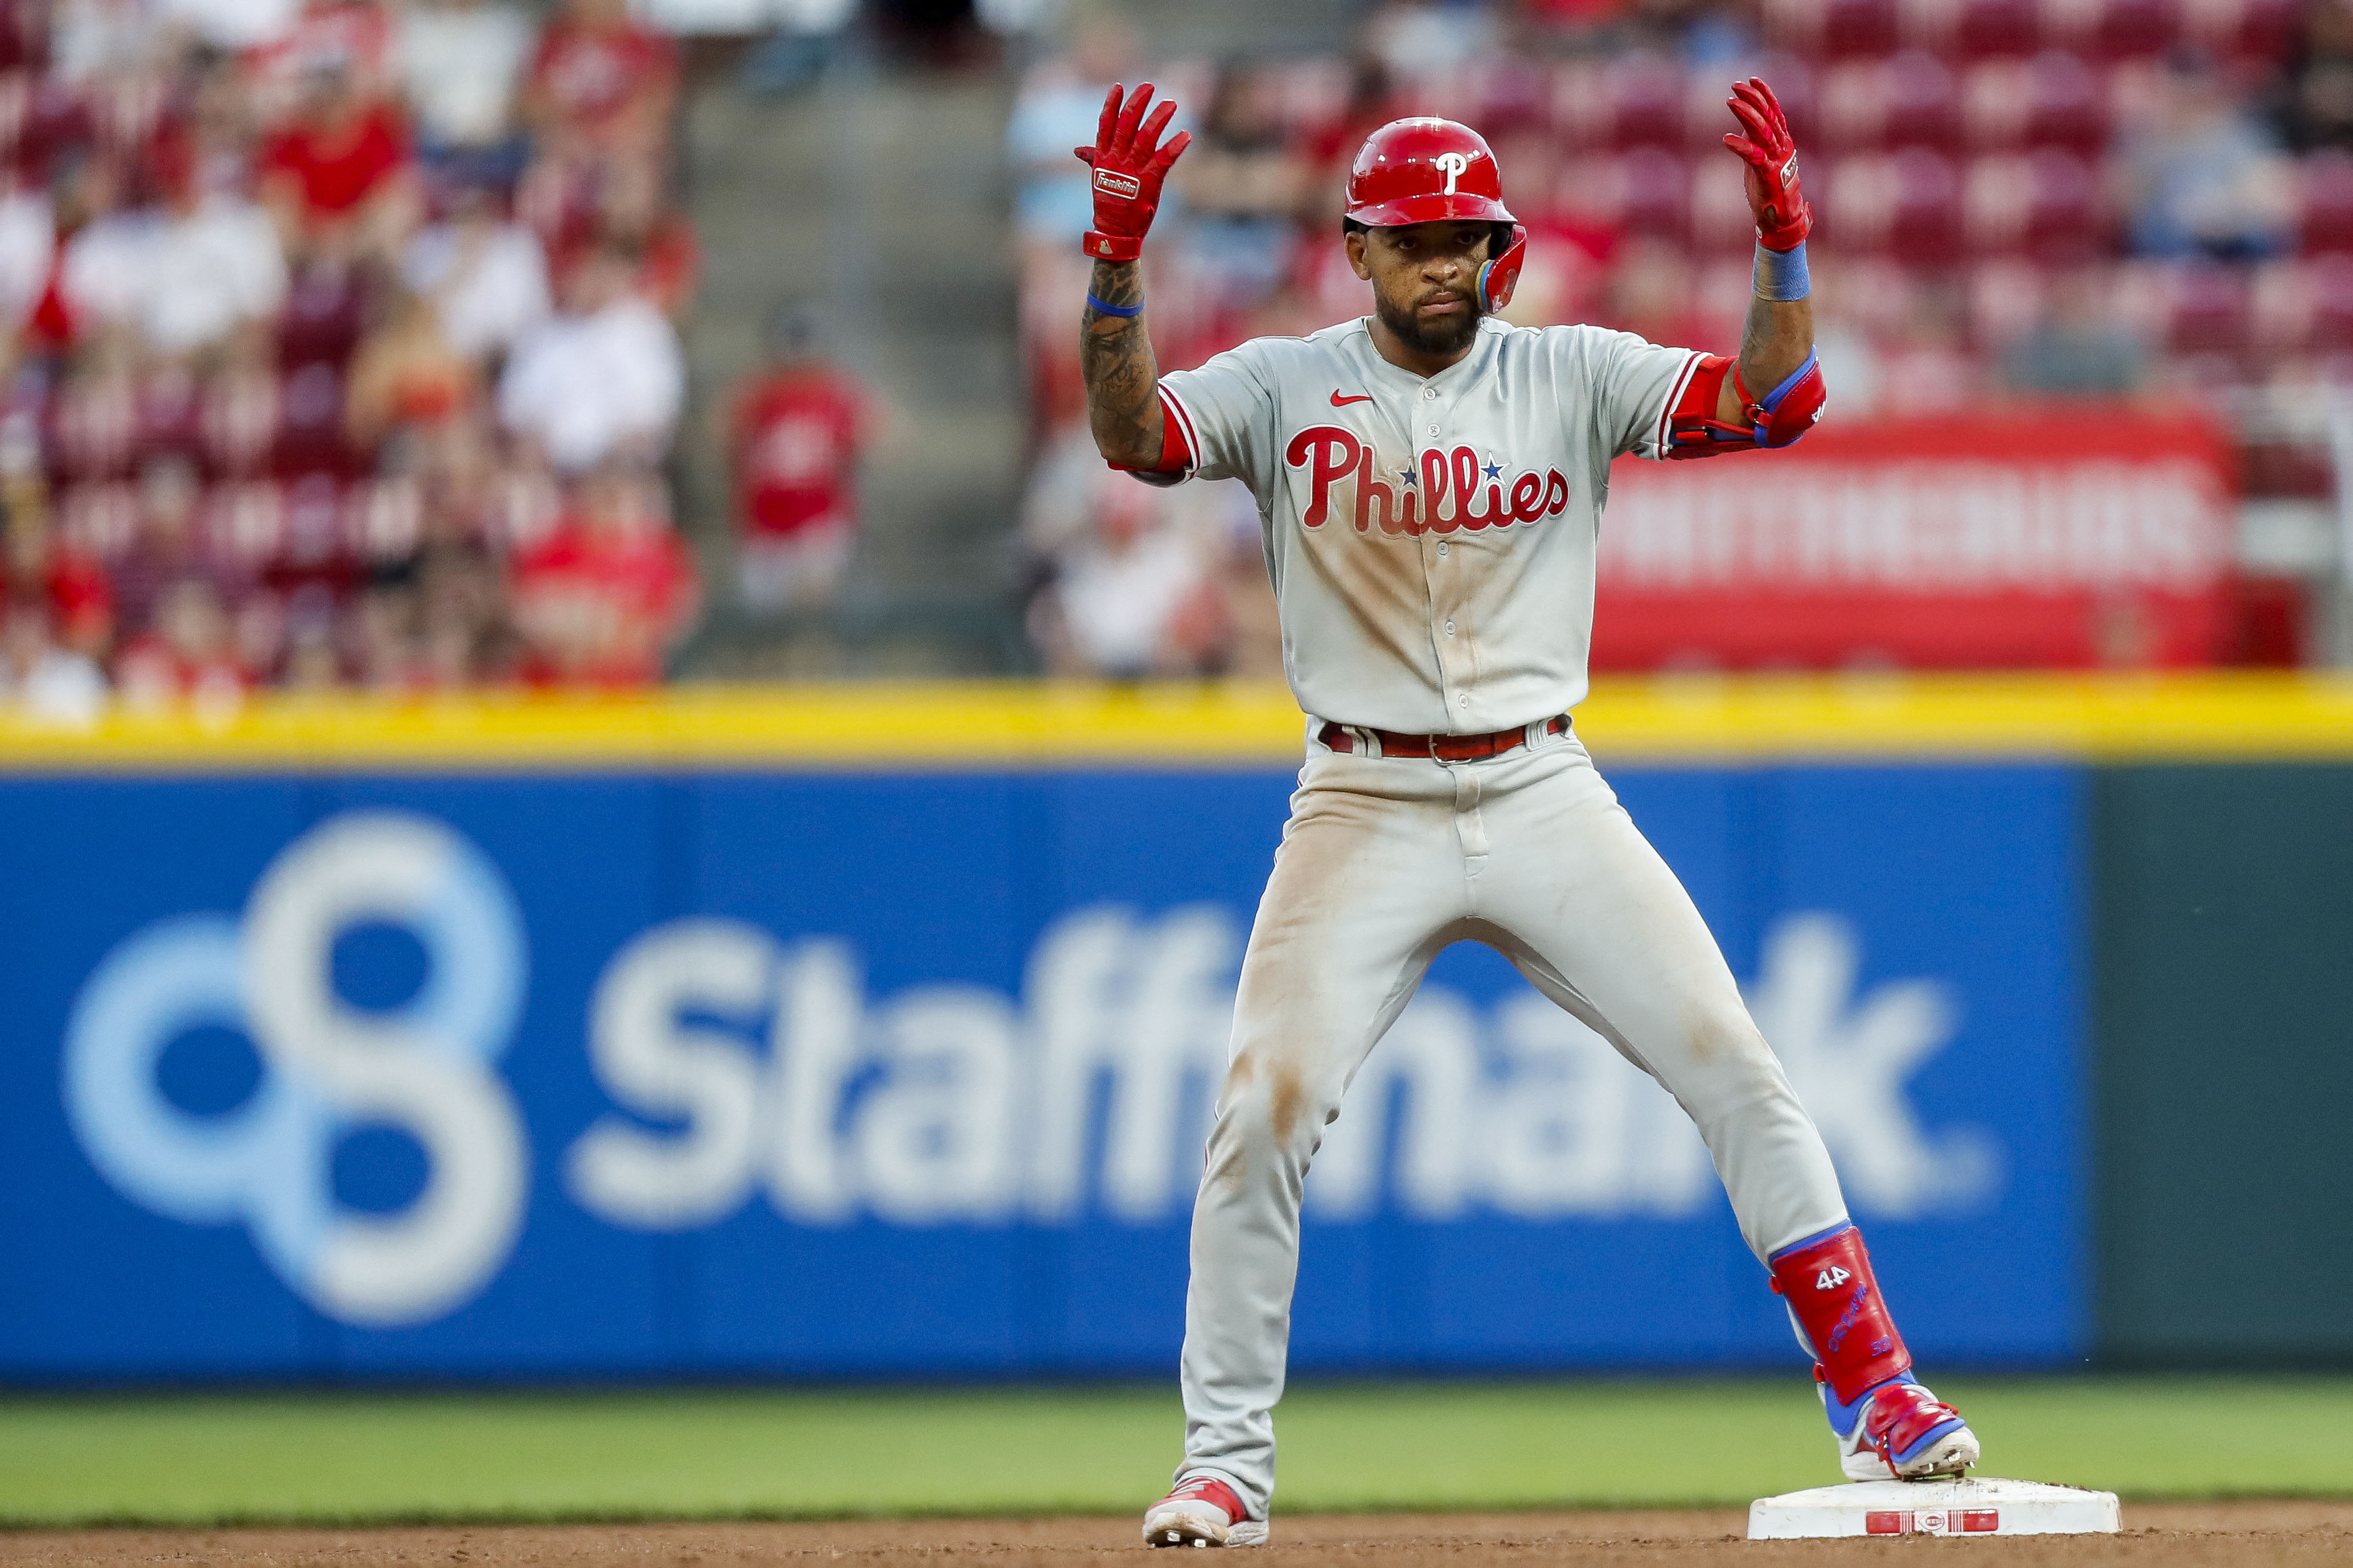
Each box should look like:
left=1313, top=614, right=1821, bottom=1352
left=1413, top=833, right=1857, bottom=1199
left=1824, top=1369, right=1981, bottom=1481
left=1141, top=1475, right=1267, bottom=1548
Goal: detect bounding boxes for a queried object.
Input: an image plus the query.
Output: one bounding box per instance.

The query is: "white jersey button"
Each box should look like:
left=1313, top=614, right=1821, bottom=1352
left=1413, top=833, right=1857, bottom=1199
left=1423, top=388, right=1437, bottom=400
left=1444, top=620, right=1456, bottom=635
left=1436, top=541, right=1449, bottom=555
left=1427, top=424, right=1439, bottom=435
left=1458, top=694, right=1470, bottom=707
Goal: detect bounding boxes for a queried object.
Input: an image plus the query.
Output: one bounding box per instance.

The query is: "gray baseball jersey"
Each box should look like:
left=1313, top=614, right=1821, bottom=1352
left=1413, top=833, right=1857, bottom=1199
left=1157, top=315, right=1700, bottom=735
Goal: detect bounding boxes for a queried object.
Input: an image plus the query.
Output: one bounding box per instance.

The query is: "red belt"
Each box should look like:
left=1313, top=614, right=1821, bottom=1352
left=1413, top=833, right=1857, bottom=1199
left=1317, top=714, right=1568, bottom=762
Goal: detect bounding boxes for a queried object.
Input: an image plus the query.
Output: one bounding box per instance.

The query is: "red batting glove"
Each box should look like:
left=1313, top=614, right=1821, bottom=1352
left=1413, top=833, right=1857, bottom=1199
left=1074, top=82, right=1190, bottom=263
left=1723, top=76, right=1812, bottom=252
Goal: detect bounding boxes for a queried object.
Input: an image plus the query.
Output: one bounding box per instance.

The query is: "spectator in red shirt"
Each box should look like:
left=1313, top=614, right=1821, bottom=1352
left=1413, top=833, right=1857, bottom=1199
left=258, top=57, right=421, bottom=264
left=726, top=306, right=871, bottom=616
left=511, top=460, right=696, bottom=684
left=521, top=0, right=679, bottom=159
left=4, top=515, right=115, bottom=660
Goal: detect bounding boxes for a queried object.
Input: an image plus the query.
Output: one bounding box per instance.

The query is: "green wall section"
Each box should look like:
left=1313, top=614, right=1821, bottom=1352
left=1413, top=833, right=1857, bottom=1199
left=2092, top=765, right=2353, bottom=1364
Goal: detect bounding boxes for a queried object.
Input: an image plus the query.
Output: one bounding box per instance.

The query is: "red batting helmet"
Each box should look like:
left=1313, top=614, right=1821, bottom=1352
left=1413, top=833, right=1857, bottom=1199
left=1344, top=117, right=1528, bottom=313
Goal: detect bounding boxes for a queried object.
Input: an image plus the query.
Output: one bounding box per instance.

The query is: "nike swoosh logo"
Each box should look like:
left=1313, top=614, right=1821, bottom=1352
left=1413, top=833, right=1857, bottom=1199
left=1330, top=391, right=1374, bottom=406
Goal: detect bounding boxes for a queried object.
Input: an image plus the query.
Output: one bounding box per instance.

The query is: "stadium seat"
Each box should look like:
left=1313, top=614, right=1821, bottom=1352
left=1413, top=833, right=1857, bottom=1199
left=1886, top=52, right=1967, bottom=151
left=2182, top=0, right=2300, bottom=60
left=48, top=374, right=134, bottom=483
left=203, top=480, right=289, bottom=568
left=1966, top=256, right=2048, bottom=348
left=1956, top=0, right=2044, bottom=56
left=1550, top=59, right=1609, bottom=148
left=2165, top=262, right=2254, bottom=356
left=2018, top=147, right=2103, bottom=260
left=2093, top=0, right=2179, bottom=57
left=1605, top=53, right=1687, bottom=149
left=2023, top=50, right=2108, bottom=150
left=135, top=368, right=205, bottom=468
left=277, top=267, right=364, bottom=369
left=2274, top=262, right=2346, bottom=352
left=2301, top=255, right=2353, bottom=351
left=1268, top=56, right=1348, bottom=138
left=277, top=472, right=353, bottom=575
left=1754, top=52, right=1821, bottom=145
left=19, top=79, right=91, bottom=180
left=1887, top=148, right=1968, bottom=264
left=271, top=363, right=355, bottom=479
left=201, top=368, right=281, bottom=479
left=1688, top=154, right=1757, bottom=253
left=1467, top=58, right=1549, bottom=137
left=1816, top=60, right=1886, bottom=152
left=1612, top=146, right=1693, bottom=238
left=52, top=481, right=140, bottom=563
left=1964, top=154, right=2037, bottom=250
left=1964, top=151, right=2102, bottom=260
left=1822, top=0, right=1904, bottom=57
left=1964, top=59, right=2032, bottom=148
left=2249, top=257, right=2311, bottom=352
left=2299, top=152, right=2353, bottom=254
left=1818, top=153, right=1899, bottom=250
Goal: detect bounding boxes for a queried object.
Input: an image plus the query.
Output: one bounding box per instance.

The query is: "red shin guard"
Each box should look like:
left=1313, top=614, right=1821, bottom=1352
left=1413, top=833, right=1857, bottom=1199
left=1768, top=1224, right=1911, bottom=1404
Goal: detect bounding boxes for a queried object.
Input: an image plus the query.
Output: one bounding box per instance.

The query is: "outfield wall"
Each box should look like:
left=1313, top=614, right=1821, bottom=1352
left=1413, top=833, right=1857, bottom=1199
left=0, top=676, right=2344, bottom=1380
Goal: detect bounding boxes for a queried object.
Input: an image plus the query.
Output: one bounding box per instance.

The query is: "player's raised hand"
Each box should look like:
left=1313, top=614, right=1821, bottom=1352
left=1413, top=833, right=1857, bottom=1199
left=1074, top=83, right=1191, bottom=262
left=1722, top=77, right=1812, bottom=252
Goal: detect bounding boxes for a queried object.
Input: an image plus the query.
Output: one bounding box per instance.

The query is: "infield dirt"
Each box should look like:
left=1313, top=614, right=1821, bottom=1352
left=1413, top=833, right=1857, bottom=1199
left=0, top=1503, right=2345, bottom=1566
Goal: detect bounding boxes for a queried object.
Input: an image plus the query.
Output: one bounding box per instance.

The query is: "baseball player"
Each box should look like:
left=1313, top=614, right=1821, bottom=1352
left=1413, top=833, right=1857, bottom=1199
left=1071, top=80, right=1981, bottom=1550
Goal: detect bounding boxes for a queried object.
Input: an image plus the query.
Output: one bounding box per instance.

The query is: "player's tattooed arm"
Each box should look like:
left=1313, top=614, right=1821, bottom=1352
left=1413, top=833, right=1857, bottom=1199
left=1719, top=291, right=1814, bottom=423
left=1082, top=259, right=1167, bottom=468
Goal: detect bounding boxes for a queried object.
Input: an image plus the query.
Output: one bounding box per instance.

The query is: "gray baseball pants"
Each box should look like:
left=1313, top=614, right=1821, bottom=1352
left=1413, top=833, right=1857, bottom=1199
left=1176, top=725, right=1850, bottom=1518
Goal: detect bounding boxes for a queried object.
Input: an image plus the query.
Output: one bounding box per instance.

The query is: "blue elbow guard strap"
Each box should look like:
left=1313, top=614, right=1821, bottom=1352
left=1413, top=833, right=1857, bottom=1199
left=1738, top=350, right=1825, bottom=448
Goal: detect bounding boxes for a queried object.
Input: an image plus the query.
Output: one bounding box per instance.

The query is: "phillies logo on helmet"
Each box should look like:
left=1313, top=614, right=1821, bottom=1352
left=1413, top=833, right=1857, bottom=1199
left=1094, top=168, right=1143, bottom=199
left=1345, top=118, right=1517, bottom=228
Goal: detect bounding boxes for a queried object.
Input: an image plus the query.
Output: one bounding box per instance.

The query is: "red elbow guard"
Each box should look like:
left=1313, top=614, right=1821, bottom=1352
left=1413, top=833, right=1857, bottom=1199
left=1768, top=1223, right=1913, bottom=1404
left=1738, top=351, right=1825, bottom=448
left=1664, top=351, right=1826, bottom=458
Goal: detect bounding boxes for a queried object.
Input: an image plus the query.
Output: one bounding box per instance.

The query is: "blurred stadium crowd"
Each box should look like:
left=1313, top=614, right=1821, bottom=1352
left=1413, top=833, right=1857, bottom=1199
left=0, top=0, right=704, bottom=718
left=1011, top=0, right=2348, bottom=678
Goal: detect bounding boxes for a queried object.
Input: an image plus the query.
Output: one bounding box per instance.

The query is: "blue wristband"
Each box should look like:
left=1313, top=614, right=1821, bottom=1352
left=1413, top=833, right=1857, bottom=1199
left=1086, top=292, right=1144, bottom=318
left=1752, top=241, right=1809, bottom=302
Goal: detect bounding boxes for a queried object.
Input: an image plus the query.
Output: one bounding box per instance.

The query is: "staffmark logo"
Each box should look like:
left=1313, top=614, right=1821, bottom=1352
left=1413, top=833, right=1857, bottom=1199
left=63, top=813, right=529, bottom=1327
left=1094, top=168, right=1141, bottom=199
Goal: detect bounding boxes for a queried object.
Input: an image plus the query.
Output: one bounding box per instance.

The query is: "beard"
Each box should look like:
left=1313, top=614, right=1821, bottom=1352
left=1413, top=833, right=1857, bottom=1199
left=1374, top=285, right=1483, bottom=356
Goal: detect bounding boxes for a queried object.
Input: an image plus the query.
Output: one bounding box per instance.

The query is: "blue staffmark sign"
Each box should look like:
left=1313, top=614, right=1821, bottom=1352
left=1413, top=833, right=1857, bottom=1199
left=61, top=812, right=1996, bottom=1330
left=64, top=813, right=529, bottom=1328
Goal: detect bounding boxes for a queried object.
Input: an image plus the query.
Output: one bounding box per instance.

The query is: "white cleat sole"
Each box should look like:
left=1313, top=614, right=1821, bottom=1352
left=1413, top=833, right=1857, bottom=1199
left=1895, top=1425, right=1982, bottom=1481
left=1845, top=1425, right=1982, bottom=1483
left=1142, top=1503, right=1268, bottom=1548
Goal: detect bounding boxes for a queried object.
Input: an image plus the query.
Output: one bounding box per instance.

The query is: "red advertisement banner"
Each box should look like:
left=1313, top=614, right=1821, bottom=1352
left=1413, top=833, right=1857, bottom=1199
left=1593, top=410, right=2236, bottom=669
